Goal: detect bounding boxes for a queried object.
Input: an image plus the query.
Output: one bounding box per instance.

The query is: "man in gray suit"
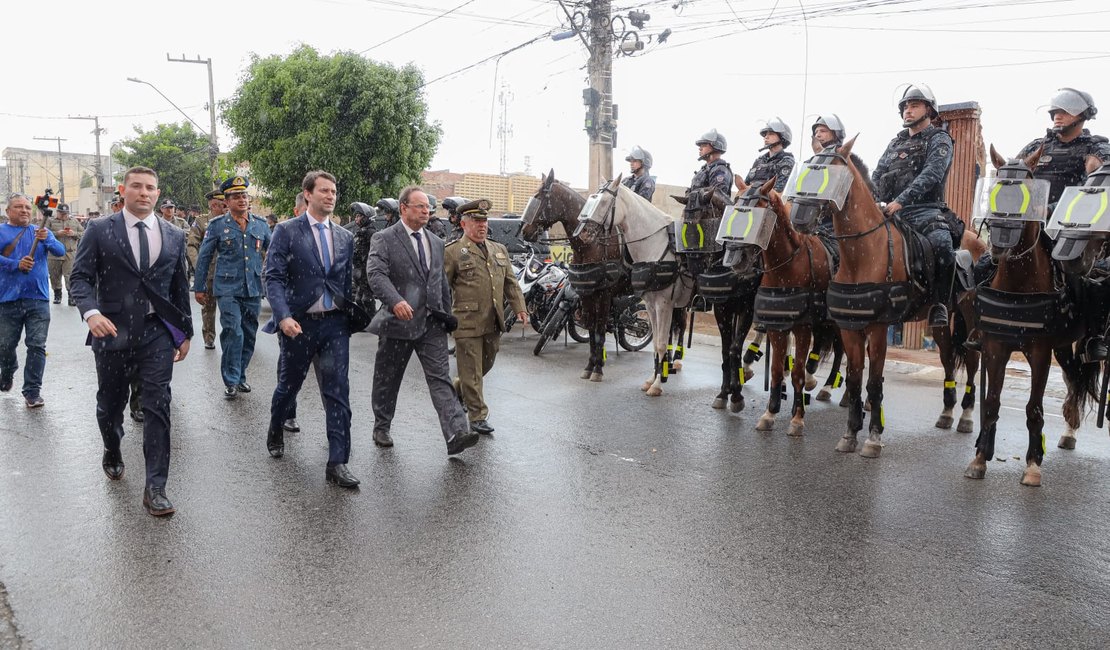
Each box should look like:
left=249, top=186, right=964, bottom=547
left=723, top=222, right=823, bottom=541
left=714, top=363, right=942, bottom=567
left=366, top=185, right=479, bottom=455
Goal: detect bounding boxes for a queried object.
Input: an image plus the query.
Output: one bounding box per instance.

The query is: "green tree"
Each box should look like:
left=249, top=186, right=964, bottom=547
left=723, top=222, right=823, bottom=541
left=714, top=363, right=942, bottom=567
left=113, top=122, right=212, bottom=208
left=222, top=45, right=441, bottom=217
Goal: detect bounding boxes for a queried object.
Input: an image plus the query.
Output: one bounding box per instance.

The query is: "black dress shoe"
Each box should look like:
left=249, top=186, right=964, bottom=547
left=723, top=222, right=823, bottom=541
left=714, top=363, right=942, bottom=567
left=143, top=486, right=176, bottom=516
left=102, top=448, right=125, bottom=480
left=267, top=427, right=284, bottom=458
left=373, top=429, right=394, bottom=447
left=446, top=431, right=480, bottom=455
left=282, top=418, right=300, bottom=432
left=204, top=342, right=216, bottom=350
left=325, top=463, right=360, bottom=488
left=67, top=297, right=76, bottom=306
left=130, top=409, right=145, bottom=423
left=223, top=385, right=238, bottom=400
left=470, top=419, right=495, bottom=434
left=236, top=382, right=252, bottom=393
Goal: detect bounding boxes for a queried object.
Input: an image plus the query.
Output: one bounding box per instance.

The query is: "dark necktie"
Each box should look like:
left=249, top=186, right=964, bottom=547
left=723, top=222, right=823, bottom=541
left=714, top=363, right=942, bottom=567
left=412, top=231, right=427, bottom=271
left=136, top=221, right=150, bottom=272
left=315, top=223, right=334, bottom=309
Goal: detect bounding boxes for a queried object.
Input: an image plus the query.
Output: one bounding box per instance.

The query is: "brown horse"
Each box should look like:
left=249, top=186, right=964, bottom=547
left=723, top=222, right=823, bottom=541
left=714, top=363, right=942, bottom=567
left=521, top=170, right=623, bottom=381
left=964, top=146, right=1099, bottom=486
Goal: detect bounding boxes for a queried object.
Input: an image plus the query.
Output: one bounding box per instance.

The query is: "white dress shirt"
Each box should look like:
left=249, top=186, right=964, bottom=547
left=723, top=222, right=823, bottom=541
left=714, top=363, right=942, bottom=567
left=305, top=212, right=337, bottom=313
left=82, top=209, right=163, bottom=321
left=401, top=220, right=431, bottom=271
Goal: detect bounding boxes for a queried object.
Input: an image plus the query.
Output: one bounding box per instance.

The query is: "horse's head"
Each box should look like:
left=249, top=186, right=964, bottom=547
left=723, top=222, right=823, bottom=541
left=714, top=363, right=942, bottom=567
left=1051, top=158, right=1110, bottom=274
left=787, top=139, right=855, bottom=233
left=521, top=169, right=584, bottom=242
left=719, top=178, right=778, bottom=279
left=573, top=174, right=623, bottom=245
left=986, top=144, right=1043, bottom=262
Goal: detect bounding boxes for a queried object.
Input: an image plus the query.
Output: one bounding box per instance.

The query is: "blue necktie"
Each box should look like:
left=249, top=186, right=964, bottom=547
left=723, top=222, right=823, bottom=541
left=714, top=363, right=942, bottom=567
left=316, top=223, right=334, bottom=309
left=136, top=221, right=150, bottom=272
left=412, top=231, right=427, bottom=272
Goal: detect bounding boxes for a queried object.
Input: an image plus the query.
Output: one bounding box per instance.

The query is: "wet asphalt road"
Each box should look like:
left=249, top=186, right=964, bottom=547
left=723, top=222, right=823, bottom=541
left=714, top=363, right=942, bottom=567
left=1, top=302, right=1109, bottom=649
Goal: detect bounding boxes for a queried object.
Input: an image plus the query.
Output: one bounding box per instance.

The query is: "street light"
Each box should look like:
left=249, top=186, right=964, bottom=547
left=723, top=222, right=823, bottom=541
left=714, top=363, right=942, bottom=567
left=127, top=77, right=210, bottom=137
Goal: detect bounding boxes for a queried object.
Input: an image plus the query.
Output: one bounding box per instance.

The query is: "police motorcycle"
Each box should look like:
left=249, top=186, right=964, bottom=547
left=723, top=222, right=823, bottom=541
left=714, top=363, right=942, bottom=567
left=502, top=243, right=568, bottom=333
left=532, top=275, right=653, bottom=357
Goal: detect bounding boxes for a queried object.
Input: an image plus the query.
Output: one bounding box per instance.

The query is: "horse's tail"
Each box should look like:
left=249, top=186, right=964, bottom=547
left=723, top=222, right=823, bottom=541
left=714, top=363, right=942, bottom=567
left=1056, top=343, right=1099, bottom=425
left=951, top=310, right=968, bottom=373
left=813, top=320, right=838, bottom=365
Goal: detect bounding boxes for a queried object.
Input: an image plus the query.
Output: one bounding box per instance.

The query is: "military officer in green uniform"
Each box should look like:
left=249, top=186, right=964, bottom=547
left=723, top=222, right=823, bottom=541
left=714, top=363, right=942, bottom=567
left=444, top=199, right=527, bottom=434
left=43, top=203, right=84, bottom=305
left=188, top=189, right=226, bottom=349
left=159, top=199, right=188, bottom=231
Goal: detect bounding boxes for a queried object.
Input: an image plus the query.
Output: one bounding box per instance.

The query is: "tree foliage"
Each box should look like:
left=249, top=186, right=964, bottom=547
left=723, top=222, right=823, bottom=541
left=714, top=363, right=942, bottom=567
left=113, top=122, right=212, bottom=208
left=222, top=45, right=441, bottom=217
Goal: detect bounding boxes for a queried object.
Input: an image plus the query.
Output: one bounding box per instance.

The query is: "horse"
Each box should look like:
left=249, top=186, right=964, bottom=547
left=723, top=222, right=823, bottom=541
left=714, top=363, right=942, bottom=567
left=574, top=175, right=696, bottom=396
left=671, top=185, right=764, bottom=412
left=724, top=177, right=842, bottom=436
left=964, top=146, right=1099, bottom=486
left=521, top=170, right=625, bottom=382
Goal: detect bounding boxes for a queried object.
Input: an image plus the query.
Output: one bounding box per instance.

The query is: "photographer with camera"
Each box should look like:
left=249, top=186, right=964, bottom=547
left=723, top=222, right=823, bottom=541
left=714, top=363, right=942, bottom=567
left=0, top=193, right=66, bottom=407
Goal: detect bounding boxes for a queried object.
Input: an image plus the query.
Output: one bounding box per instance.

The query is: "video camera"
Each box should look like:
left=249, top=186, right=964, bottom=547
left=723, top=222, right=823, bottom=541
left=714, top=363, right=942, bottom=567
left=35, top=189, right=58, bottom=218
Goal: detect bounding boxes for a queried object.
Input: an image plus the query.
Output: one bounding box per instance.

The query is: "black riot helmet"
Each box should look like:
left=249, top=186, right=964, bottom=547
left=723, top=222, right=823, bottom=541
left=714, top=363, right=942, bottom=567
left=441, top=196, right=470, bottom=225
left=1049, top=87, right=1098, bottom=121
left=350, top=201, right=375, bottom=222
left=898, top=84, right=939, bottom=118
left=426, top=193, right=438, bottom=215
left=375, top=197, right=400, bottom=223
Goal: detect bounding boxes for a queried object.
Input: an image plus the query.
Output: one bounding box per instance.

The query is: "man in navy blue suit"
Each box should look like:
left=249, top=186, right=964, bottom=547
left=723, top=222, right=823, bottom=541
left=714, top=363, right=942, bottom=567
left=262, top=170, right=360, bottom=488
left=70, top=166, right=193, bottom=517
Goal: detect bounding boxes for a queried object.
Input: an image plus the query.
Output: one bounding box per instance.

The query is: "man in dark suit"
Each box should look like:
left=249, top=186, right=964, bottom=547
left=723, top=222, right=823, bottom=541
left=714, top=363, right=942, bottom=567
left=366, top=185, right=478, bottom=455
left=70, top=166, right=193, bottom=517
left=262, top=170, right=360, bottom=488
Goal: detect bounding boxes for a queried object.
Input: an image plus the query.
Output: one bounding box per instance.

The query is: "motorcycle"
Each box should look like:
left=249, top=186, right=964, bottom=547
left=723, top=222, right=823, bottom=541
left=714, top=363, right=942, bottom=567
left=504, top=245, right=566, bottom=333
left=533, top=284, right=653, bottom=356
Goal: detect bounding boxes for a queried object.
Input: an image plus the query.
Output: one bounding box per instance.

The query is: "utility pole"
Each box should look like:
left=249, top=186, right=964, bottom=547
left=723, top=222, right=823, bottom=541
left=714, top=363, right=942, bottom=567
left=69, top=115, right=106, bottom=212
left=33, top=136, right=67, bottom=204
left=167, top=53, right=219, bottom=185
left=586, top=0, right=614, bottom=192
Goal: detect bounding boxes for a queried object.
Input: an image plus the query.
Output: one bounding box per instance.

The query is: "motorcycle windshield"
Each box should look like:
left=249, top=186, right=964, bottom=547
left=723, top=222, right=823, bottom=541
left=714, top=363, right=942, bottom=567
left=782, top=163, right=852, bottom=209
left=970, top=177, right=1050, bottom=226
left=1046, top=185, right=1110, bottom=236
left=715, top=205, right=775, bottom=249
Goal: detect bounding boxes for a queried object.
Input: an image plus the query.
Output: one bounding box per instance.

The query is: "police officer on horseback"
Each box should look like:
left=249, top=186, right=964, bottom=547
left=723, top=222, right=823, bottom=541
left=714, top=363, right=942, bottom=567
left=690, top=129, right=733, bottom=196
left=745, top=118, right=795, bottom=193
left=873, top=84, right=955, bottom=328
left=623, top=146, right=657, bottom=201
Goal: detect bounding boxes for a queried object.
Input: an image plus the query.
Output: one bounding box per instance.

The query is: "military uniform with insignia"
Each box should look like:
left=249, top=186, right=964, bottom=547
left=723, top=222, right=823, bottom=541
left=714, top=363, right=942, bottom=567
left=188, top=189, right=226, bottom=348
left=158, top=199, right=188, bottom=231
left=193, top=176, right=272, bottom=398
left=689, top=129, right=734, bottom=197
left=443, top=199, right=527, bottom=434
left=42, top=203, right=84, bottom=305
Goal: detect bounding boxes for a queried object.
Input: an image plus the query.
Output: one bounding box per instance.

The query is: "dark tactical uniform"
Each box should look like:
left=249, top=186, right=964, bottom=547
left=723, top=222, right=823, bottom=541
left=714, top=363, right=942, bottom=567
left=622, top=173, right=657, bottom=201
left=426, top=217, right=453, bottom=240
left=690, top=159, right=733, bottom=196
left=872, top=124, right=955, bottom=267
left=352, top=214, right=383, bottom=316
left=188, top=206, right=221, bottom=347
left=1018, top=129, right=1110, bottom=205
left=744, top=150, right=795, bottom=193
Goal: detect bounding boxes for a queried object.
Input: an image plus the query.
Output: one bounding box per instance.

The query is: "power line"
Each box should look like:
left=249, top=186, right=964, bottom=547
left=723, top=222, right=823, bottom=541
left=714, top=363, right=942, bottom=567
left=360, top=0, right=479, bottom=53
left=0, top=106, right=204, bottom=121
left=419, top=31, right=556, bottom=87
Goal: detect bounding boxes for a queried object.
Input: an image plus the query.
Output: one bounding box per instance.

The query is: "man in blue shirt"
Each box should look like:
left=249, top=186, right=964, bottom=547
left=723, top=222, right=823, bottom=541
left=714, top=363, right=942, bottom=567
left=0, top=193, right=67, bottom=407
left=193, top=176, right=271, bottom=399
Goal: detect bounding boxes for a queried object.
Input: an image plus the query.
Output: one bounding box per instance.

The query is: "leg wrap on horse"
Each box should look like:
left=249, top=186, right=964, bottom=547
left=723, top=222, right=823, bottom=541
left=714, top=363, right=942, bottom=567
left=866, top=377, right=885, bottom=434
left=943, top=381, right=958, bottom=409
left=961, top=383, right=976, bottom=410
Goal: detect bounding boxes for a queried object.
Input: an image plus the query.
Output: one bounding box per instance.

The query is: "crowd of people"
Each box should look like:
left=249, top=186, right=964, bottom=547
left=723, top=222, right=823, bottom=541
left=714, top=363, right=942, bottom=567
left=2, top=82, right=1107, bottom=517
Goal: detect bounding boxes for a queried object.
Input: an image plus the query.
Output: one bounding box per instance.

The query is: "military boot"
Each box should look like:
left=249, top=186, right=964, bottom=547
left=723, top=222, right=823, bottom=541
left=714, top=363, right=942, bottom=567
left=53, top=290, right=62, bottom=304
left=928, top=264, right=952, bottom=328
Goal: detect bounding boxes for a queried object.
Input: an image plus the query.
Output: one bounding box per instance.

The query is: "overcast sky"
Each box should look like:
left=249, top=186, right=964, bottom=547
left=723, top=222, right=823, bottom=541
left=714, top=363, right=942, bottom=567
left=4, top=0, right=1109, bottom=193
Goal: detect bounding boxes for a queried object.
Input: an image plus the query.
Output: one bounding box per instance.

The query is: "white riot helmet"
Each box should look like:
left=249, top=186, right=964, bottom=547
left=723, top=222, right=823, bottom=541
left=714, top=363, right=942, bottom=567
left=811, top=114, right=846, bottom=144
left=626, top=145, right=653, bottom=170
left=898, top=84, right=939, bottom=118
left=760, top=117, right=792, bottom=148
left=695, top=129, right=728, bottom=154
left=1049, top=87, right=1097, bottom=120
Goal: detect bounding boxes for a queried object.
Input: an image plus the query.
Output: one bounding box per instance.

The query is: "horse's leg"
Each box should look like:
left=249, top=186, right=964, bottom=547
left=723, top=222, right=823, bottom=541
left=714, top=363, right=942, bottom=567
left=818, top=331, right=845, bottom=403
left=803, top=330, right=823, bottom=392
left=958, top=347, right=980, bottom=434
left=1055, top=344, right=1083, bottom=450
left=757, top=331, right=787, bottom=431
left=645, top=295, right=672, bottom=396
left=965, top=340, right=1007, bottom=479
left=933, top=324, right=958, bottom=429
left=669, top=307, right=685, bottom=373
left=835, top=329, right=866, bottom=453
left=580, top=294, right=598, bottom=380
left=859, top=325, right=889, bottom=458
left=1020, top=344, right=1053, bottom=487
left=730, top=299, right=755, bottom=412
left=788, top=326, right=813, bottom=437
left=589, top=292, right=610, bottom=382
left=712, top=303, right=732, bottom=409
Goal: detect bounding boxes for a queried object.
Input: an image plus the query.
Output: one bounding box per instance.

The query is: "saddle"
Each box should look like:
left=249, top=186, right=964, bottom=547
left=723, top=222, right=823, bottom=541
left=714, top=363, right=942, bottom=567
left=889, top=215, right=935, bottom=295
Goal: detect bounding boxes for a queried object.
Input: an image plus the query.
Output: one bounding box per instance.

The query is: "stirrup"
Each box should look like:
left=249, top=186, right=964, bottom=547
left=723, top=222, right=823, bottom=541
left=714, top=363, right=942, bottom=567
left=1082, top=337, right=1108, bottom=364
left=928, top=304, right=948, bottom=328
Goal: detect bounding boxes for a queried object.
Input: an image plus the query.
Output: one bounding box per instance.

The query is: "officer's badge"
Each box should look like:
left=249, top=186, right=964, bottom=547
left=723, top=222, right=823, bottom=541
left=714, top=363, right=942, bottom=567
left=898, top=152, right=907, bottom=159
left=1041, top=155, right=1053, bottom=163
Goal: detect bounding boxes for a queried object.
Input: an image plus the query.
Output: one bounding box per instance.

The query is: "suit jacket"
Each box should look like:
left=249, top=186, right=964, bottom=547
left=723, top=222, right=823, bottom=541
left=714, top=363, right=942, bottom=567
left=262, top=213, right=354, bottom=334
left=70, top=212, right=194, bottom=351
left=366, top=221, right=452, bottom=340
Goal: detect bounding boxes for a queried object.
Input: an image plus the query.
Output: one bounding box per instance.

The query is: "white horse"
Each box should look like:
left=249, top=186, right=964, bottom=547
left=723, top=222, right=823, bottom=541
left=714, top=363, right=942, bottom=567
left=574, top=176, right=696, bottom=396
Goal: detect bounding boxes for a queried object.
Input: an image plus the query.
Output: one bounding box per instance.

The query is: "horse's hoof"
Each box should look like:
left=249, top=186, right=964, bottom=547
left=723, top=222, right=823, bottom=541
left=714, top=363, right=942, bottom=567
left=859, top=440, right=882, bottom=458
left=589, top=372, right=604, bottom=382
left=835, top=436, right=857, bottom=453
left=863, top=401, right=872, bottom=412
left=964, top=461, right=986, bottom=480
left=641, top=381, right=652, bottom=392
left=712, top=398, right=727, bottom=410
left=580, top=370, right=592, bottom=380
left=743, top=368, right=755, bottom=382
left=957, top=418, right=975, bottom=434
left=935, top=414, right=954, bottom=430
left=673, top=360, right=683, bottom=372
left=1058, top=434, right=1076, bottom=450
left=838, top=393, right=850, bottom=408
left=755, top=413, right=775, bottom=431
left=787, top=421, right=804, bottom=437
left=728, top=399, right=745, bottom=413
left=1021, top=464, right=1043, bottom=487
left=815, top=388, right=832, bottom=402
left=646, top=386, right=663, bottom=397
left=804, top=374, right=817, bottom=391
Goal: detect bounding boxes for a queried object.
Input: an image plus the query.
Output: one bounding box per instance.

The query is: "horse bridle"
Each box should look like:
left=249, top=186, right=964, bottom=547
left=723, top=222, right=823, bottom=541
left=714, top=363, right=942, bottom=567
left=523, top=182, right=574, bottom=244
left=990, top=161, right=1043, bottom=262
left=736, top=185, right=812, bottom=279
